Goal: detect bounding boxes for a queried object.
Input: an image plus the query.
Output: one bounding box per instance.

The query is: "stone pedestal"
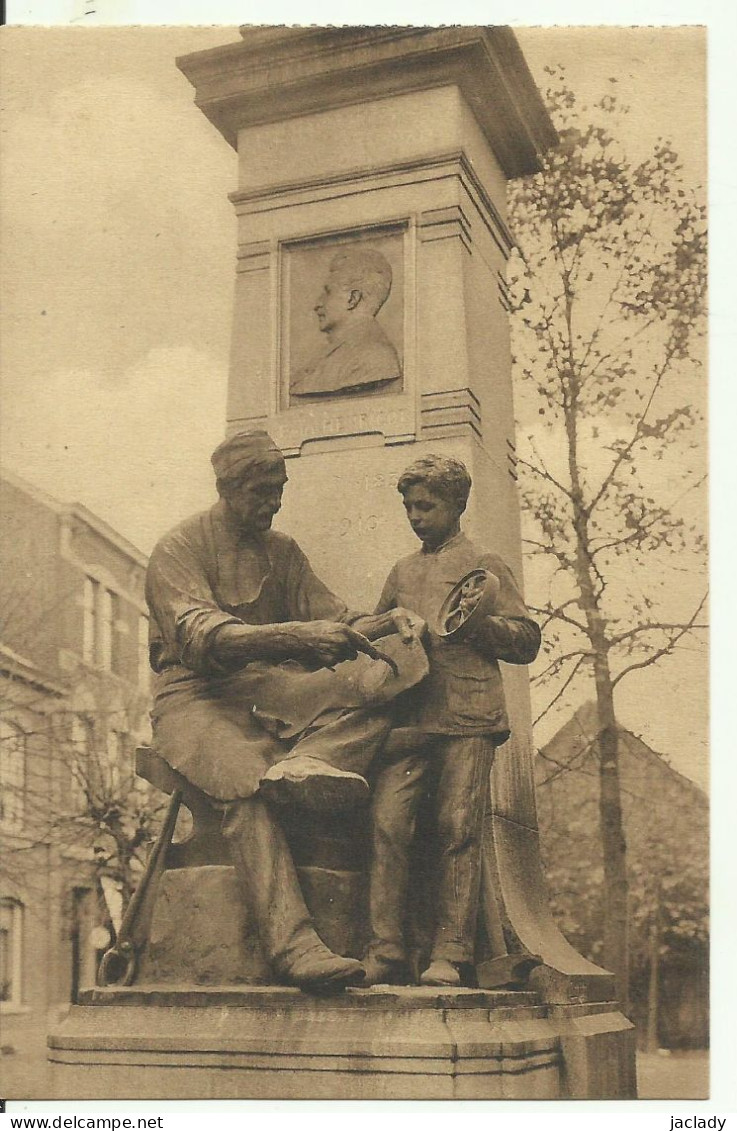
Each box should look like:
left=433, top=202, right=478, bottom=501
left=135, top=864, right=365, bottom=985
left=49, top=985, right=635, bottom=1100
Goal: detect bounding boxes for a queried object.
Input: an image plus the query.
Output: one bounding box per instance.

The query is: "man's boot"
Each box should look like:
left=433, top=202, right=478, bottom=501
left=222, top=795, right=364, bottom=990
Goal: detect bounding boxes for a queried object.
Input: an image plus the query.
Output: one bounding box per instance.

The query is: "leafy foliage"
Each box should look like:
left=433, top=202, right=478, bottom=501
left=509, top=67, right=706, bottom=691
left=508, top=67, right=708, bottom=996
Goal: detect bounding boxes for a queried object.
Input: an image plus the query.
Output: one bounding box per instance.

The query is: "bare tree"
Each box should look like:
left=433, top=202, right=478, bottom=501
left=1, top=662, right=163, bottom=910
left=508, top=68, right=707, bottom=1001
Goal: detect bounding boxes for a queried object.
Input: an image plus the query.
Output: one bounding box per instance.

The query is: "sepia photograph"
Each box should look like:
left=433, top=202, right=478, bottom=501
left=0, top=10, right=719, bottom=1110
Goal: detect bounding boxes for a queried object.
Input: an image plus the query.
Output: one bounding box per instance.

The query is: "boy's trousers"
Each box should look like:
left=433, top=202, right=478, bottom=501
left=367, top=733, right=496, bottom=966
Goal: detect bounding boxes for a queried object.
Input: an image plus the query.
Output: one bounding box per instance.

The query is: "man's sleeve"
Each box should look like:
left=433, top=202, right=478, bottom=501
left=467, top=553, right=541, bottom=665
left=146, top=531, right=243, bottom=677
left=373, top=565, right=399, bottom=616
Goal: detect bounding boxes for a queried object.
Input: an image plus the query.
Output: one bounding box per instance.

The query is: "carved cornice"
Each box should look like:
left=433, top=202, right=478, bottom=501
left=506, top=437, right=518, bottom=481
left=420, top=388, right=482, bottom=440
left=417, top=205, right=472, bottom=254
left=178, top=27, right=557, bottom=179
left=230, top=150, right=515, bottom=257
left=497, top=270, right=513, bottom=312
left=235, top=240, right=271, bottom=274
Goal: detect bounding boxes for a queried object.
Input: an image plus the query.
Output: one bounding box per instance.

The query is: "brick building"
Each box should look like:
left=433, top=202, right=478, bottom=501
left=0, top=468, right=152, bottom=1098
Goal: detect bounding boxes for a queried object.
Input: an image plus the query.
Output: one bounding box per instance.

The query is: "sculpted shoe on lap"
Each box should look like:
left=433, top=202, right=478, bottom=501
left=259, top=755, right=370, bottom=811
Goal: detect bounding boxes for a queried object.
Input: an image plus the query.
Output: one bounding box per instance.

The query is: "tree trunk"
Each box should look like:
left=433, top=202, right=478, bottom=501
left=569, top=501, right=630, bottom=1005
left=562, top=303, right=630, bottom=1008
left=570, top=524, right=630, bottom=1005
left=646, top=905, right=660, bottom=1051
left=594, top=657, right=630, bottom=1007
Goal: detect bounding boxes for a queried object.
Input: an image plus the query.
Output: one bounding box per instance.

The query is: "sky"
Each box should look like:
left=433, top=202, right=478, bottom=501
left=0, top=23, right=710, bottom=789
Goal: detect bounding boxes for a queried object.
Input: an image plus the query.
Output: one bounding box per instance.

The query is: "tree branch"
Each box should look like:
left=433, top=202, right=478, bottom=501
left=533, top=654, right=588, bottom=727
left=611, top=594, right=708, bottom=686
left=532, top=648, right=593, bottom=684
left=587, top=345, right=681, bottom=517
left=517, top=456, right=572, bottom=501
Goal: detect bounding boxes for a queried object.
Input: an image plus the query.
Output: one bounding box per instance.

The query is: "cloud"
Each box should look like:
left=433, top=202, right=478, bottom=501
left=1, top=344, right=227, bottom=553
left=1, top=58, right=235, bottom=382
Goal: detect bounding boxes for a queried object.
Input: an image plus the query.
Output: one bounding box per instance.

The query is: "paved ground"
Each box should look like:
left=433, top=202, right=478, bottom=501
left=637, top=1050, right=709, bottom=1099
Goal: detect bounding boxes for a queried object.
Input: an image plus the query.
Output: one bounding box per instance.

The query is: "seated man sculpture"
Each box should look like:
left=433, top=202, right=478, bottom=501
left=145, top=430, right=425, bottom=991
left=363, top=455, right=542, bottom=987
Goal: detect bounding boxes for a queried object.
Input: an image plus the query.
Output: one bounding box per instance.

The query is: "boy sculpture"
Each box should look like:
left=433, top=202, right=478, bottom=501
left=364, top=455, right=541, bottom=987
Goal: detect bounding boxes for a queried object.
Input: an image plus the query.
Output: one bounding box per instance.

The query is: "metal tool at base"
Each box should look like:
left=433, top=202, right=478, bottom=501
left=97, top=789, right=182, bottom=987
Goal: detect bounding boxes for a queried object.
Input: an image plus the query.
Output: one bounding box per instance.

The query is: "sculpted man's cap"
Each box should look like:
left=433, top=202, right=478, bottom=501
left=211, top=430, right=282, bottom=483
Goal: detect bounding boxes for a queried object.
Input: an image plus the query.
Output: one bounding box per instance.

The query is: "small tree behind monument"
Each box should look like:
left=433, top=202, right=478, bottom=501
left=1, top=659, right=164, bottom=913
left=507, top=67, right=707, bottom=1003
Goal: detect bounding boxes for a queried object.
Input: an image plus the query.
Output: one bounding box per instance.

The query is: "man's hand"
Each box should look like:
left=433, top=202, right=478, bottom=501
left=211, top=614, right=425, bottom=672
left=212, top=619, right=368, bottom=670
left=286, top=620, right=369, bottom=669
left=351, top=607, right=426, bottom=645
left=387, top=608, right=426, bottom=643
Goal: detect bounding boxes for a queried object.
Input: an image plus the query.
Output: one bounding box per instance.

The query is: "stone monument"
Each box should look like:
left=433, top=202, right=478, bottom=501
left=48, top=27, right=636, bottom=1099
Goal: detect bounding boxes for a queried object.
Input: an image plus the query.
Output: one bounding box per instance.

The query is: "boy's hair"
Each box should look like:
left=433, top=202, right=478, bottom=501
left=397, top=455, right=472, bottom=513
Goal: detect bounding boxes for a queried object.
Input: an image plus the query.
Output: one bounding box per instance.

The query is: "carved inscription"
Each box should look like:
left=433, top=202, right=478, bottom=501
left=339, top=514, right=380, bottom=537
left=314, top=407, right=406, bottom=437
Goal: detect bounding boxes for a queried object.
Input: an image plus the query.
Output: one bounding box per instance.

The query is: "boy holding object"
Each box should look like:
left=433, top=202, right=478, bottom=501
left=365, top=455, right=541, bottom=987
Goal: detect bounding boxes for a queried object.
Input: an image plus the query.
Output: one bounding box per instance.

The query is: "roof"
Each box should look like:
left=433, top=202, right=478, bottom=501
left=539, top=700, right=708, bottom=803
left=1, top=466, right=147, bottom=569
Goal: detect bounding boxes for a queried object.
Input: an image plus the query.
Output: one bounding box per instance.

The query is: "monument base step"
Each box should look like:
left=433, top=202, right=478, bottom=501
left=48, top=985, right=636, bottom=1100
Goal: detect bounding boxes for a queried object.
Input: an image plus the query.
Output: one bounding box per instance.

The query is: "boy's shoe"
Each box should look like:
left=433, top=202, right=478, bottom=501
left=362, top=954, right=409, bottom=986
left=419, top=959, right=462, bottom=987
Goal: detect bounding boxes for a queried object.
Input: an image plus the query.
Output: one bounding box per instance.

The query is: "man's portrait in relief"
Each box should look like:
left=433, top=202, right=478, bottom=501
left=288, top=240, right=404, bottom=402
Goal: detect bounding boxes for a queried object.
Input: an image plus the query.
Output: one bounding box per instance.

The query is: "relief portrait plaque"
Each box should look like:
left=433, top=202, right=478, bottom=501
left=282, top=227, right=406, bottom=409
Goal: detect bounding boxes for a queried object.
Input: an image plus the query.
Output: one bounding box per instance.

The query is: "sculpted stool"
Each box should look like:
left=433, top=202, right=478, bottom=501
left=98, top=746, right=370, bottom=987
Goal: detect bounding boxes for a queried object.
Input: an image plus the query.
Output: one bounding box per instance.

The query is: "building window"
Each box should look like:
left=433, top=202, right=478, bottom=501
left=0, top=722, right=26, bottom=831
left=82, top=577, right=117, bottom=672
left=69, top=716, right=92, bottom=813
left=99, top=588, right=114, bottom=670
left=0, top=898, right=23, bottom=1007
left=82, top=577, right=96, bottom=664
left=104, top=730, right=125, bottom=793
left=138, top=615, right=150, bottom=690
